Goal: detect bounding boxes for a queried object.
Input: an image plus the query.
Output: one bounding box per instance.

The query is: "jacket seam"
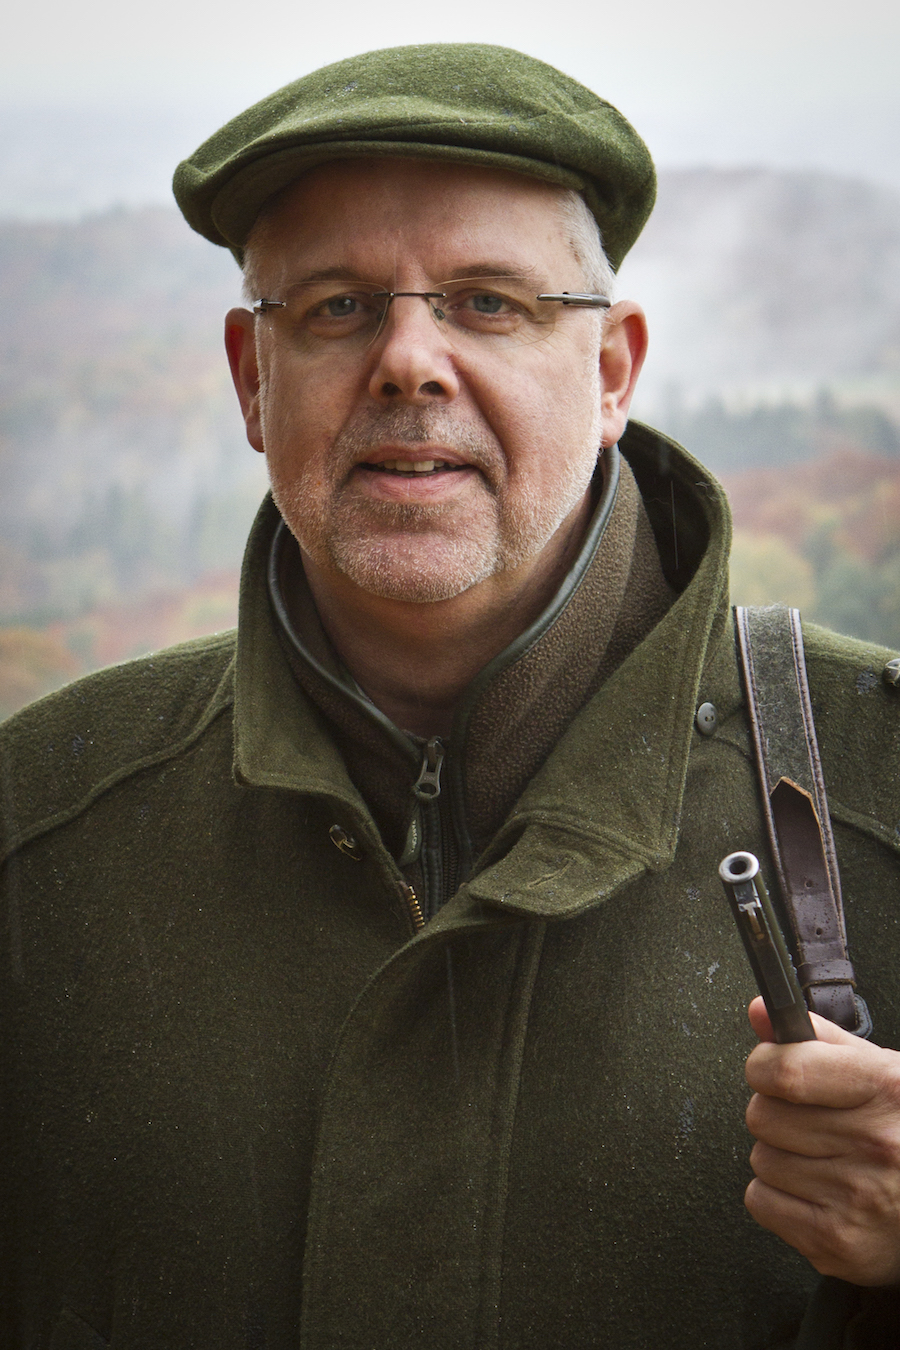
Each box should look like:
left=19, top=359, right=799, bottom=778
left=827, top=801, right=900, bottom=857
left=1, top=695, right=234, bottom=865
left=486, top=816, right=669, bottom=869
left=715, top=725, right=900, bottom=853
left=477, top=920, right=547, bottom=1349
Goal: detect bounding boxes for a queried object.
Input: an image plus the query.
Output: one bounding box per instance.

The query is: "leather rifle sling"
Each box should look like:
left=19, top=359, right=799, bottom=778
left=734, top=604, right=872, bottom=1037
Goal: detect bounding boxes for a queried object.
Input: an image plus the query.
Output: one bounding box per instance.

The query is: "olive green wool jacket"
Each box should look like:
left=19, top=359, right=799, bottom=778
left=2, top=425, right=900, bottom=1350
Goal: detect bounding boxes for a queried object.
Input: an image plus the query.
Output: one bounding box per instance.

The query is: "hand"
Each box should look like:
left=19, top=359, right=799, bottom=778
left=744, top=996, right=900, bottom=1286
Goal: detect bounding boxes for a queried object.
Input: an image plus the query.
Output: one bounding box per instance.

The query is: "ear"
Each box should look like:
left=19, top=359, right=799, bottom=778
left=598, top=300, right=649, bottom=448
left=225, top=307, right=265, bottom=453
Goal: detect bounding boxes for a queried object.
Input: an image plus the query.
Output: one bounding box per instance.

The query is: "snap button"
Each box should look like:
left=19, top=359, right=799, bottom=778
left=883, top=658, right=900, bottom=689
left=695, top=701, right=718, bottom=735
left=328, top=824, right=364, bottom=860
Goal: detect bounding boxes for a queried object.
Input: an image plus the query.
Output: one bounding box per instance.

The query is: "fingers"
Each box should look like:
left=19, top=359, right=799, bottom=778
left=745, top=1170, right=900, bottom=1287
left=747, top=995, right=775, bottom=1042
left=750, top=1138, right=868, bottom=1203
left=745, top=1084, right=900, bottom=1198
left=746, top=1044, right=900, bottom=1159
left=746, top=1023, right=900, bottom=1110
left=744, top=1175, right=819, bottom=1247
left=746, top=1094, right=854, bottom=1157
left=742, top=1006, right=900, bottom=1284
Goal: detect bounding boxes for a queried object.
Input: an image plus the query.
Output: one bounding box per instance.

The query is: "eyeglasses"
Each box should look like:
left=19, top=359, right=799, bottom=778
left=252, top=277, right=610, bottom=355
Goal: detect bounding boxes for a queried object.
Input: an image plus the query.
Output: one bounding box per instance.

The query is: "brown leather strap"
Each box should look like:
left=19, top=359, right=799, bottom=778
left=734, top=604, right=871, bottom=1036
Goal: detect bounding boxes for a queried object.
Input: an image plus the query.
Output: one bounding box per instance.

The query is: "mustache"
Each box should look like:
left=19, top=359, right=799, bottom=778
left=330, top=408, right=502, bottom=476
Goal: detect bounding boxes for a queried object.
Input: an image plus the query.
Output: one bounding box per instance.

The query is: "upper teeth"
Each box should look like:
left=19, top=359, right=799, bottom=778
left=380, top=459, right=447, bottom=473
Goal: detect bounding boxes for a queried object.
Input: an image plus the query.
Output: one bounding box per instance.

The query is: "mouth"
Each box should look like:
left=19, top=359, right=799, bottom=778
left=362, top=458, right=468, bottom=477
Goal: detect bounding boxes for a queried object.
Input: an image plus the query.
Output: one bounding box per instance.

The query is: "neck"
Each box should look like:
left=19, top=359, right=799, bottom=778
left=299, top=494, right=593, bottom=738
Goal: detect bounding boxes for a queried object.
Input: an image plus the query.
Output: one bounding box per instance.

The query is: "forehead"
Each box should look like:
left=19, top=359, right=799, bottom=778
left=249, top=158, right=575, bottom=282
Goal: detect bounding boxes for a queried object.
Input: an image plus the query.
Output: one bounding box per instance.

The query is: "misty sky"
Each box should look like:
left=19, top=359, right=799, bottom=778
left=1, top=0, right=898, bottom=217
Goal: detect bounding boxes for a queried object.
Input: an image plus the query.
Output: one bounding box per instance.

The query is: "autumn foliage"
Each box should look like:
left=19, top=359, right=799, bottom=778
left=724, top=450, right=900, bottom=647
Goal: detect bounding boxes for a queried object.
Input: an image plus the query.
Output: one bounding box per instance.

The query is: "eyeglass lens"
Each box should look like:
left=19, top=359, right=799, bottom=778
left=254, top=278, right=608, bottom=353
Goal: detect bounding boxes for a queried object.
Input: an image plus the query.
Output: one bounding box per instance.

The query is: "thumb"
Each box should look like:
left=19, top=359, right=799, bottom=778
left=806, top=1009, right=861, bottom=1046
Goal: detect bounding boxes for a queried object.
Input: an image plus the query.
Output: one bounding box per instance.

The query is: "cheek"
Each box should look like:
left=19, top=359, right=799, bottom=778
left=492, top=380, right=602, bottom=487
left=259, top=364, right=340, bottom=467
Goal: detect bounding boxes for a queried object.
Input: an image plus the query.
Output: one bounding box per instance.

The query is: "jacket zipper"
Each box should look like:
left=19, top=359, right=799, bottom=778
left=413, top=737, right=447, bottom=922
left=407, top=736, right=470, bottom=922
left=399, top=882, right=425, bottom=932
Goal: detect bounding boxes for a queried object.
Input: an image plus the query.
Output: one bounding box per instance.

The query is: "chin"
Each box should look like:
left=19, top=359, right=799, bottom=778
left=329, top=534, right=502, bottom=604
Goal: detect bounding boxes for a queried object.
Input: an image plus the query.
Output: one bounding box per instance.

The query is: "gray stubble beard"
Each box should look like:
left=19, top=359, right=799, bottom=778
left=268, top=405, right=602, bottom=604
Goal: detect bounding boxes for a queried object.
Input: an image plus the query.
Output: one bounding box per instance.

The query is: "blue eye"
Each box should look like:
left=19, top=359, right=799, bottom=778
left=324, top=295, right=360, bottom=317
left=470, top=293, right=504, bottom=314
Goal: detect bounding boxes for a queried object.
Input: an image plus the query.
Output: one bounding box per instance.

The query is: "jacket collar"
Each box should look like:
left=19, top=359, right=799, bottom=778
left=466, top=421, right=735, bottom=918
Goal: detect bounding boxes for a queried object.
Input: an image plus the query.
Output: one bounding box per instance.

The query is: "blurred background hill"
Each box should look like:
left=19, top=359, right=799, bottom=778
left=2, top=165, right=900, bottom=717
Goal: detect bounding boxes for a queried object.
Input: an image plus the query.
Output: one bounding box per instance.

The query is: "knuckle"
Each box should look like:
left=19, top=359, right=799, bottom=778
left=766, top=1054, right=808, bottom=1101
left=748, top=1046, right=809, bottom=1101
left=860, top=1126, right=900, bottom=1172
left=833, top=1169, right=874, bottom=1220
left=849, top=1102, right=900, bottom=1171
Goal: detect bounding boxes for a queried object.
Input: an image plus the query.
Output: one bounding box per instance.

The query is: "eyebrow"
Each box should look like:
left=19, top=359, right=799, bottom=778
left=283, top=267, right=380, bottom=288
left=280, top=262, right=543, bottom=289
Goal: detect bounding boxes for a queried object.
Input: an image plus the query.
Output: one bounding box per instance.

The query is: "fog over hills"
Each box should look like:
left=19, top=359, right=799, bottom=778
left=1, top=165, right=899, bottom=634
left=0, top=205, right=252, bottom=552
left=620, top=168, right=900, bottom=416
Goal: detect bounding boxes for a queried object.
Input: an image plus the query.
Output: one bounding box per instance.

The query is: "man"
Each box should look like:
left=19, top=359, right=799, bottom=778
left=2, top=43, right=899, bottom=1349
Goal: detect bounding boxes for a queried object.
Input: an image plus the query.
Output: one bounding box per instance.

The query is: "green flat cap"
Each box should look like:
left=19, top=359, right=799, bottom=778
left=173, top=43, right=655, bottom=271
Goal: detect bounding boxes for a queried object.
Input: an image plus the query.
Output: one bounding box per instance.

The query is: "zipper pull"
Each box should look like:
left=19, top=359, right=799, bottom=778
left=412, top=736, right=445, bottom=802
left=399, top=737, right=445, bottom=866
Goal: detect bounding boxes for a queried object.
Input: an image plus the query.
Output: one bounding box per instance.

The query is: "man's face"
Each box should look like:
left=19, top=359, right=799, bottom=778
left=232, top=159, right=621, bottom=605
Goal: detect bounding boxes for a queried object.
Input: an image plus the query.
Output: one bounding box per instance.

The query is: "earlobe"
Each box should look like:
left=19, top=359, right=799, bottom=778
left=224, top=308, right=265, bottom=453
left=598, top=301, right=649, bottom=448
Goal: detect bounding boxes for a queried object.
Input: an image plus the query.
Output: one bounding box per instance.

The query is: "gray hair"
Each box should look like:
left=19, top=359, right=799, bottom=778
left=556, top=189, right=616, bottom=299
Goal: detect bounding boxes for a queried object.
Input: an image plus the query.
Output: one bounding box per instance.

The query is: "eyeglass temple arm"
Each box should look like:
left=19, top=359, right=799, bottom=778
left=536, top=292, right=611, bottom=308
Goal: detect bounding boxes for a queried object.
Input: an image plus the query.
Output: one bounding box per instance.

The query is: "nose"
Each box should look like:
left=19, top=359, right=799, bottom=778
left=366, top=294, right=460, bottom=404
